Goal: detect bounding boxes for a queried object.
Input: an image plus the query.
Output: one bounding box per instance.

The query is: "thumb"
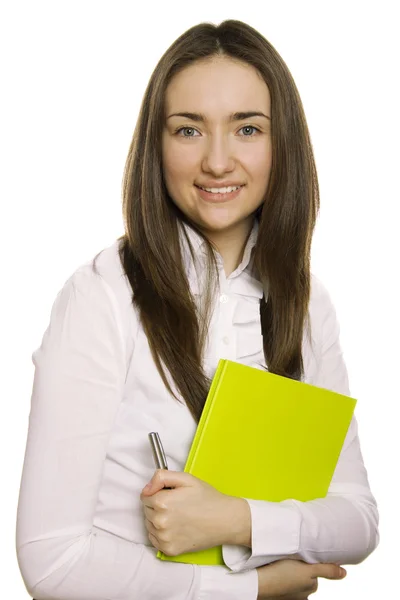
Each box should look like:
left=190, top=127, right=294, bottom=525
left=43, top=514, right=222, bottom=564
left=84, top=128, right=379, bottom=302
left=142, top=469, right=193, bottom=495
left=312, top=564, right=347, bottom=580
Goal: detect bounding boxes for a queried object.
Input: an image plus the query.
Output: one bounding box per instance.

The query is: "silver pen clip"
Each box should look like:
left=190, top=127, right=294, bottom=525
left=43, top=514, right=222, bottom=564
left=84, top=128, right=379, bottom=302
left=148, top=432, right=172, bottom=490
left=148, top=432, right=169, bottom=470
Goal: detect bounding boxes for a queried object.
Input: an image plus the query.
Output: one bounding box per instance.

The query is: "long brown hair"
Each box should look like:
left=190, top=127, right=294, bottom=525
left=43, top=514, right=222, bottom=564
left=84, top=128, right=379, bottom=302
left=103, top=20, right=319, bottom=423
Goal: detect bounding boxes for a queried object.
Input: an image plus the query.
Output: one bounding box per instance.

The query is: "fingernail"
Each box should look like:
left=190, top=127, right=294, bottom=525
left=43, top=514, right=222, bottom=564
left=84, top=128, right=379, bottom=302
left=143, top=483, right=151, bottom=492
left=340, top=568, right=347, bottom=577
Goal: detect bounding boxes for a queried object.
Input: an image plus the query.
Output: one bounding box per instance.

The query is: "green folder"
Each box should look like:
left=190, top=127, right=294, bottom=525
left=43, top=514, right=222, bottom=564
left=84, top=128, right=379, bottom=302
left=157, top=359, right=356, bottom=566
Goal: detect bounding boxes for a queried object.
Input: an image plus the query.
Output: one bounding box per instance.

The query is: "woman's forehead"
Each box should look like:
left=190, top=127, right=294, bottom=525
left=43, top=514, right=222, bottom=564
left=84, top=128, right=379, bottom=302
left=164, top=59, right=270, bottom=117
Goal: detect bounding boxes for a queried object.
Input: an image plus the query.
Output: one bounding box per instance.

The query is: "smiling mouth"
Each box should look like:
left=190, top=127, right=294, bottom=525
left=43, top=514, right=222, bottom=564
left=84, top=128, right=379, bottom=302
left=194, top=184, right=245, bottom=202
left=194, top=184, right=245, bottom=193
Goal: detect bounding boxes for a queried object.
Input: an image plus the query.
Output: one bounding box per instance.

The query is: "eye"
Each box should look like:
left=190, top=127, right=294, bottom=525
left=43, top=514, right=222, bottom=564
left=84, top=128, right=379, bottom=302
left=238, top=125, right=261, bottom=137
left=175, top=127, right=200, bottom=138
left=174, top=125, right=262, bottom=138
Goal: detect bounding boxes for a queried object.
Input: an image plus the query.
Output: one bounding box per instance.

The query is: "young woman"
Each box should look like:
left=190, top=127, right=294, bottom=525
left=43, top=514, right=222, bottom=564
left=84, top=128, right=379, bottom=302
left=16, top=19, right=379, bottom=600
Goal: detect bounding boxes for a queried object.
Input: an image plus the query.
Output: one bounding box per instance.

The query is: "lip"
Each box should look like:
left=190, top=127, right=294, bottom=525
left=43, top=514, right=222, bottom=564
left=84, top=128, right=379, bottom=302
left=194, top=184, right=245, bottom=203
left=195, top=182, right=245, bottom=189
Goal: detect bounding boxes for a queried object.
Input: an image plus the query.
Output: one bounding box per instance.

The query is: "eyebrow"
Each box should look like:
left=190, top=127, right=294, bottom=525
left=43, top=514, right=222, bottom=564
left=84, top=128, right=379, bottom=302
left=166, top=111, right=271, bottom=122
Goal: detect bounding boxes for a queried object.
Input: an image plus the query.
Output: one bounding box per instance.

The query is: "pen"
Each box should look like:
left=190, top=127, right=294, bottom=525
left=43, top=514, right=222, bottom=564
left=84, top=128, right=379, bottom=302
left=148, top=432, right=172, bottom=489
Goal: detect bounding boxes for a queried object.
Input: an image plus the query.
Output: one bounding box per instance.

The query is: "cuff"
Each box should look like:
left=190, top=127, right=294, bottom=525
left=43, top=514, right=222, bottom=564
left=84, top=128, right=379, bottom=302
left=222, top=498, right=301, bottom=572
left=198, top=564, right=258, bottom=600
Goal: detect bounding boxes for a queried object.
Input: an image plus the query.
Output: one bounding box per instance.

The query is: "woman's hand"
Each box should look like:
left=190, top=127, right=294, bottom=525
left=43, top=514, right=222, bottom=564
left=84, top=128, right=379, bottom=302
left=256, top=559, right=347, bottom=599
left=140, top=469, right=250, bottom=555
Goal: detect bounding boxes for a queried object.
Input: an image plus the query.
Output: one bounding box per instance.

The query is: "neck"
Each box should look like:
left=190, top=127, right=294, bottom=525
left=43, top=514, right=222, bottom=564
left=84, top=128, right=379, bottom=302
left=205, top=217, right=254, bottom=277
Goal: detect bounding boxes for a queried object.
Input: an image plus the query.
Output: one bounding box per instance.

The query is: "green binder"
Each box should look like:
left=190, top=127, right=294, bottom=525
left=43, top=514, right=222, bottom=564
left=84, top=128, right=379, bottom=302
left=157, top=359, right=356, bottom=565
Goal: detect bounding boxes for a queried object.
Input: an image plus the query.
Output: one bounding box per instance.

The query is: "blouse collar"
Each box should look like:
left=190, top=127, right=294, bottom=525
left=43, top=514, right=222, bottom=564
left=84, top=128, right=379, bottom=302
left=178, top=219, right=265, bottom=300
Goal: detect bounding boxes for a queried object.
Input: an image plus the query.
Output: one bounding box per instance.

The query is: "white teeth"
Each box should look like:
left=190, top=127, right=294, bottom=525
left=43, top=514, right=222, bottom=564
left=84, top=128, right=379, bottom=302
left=199, top=185, right=242, bottom=194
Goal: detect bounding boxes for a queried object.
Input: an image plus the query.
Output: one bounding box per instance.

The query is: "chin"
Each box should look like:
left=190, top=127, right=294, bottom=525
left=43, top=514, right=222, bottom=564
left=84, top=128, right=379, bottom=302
left=199, top=220, right=243, bottom=234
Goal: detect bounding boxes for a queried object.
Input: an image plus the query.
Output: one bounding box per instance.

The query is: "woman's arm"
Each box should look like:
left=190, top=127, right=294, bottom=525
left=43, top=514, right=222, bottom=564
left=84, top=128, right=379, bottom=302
left=222, top=276, right=379, bottom=571
left=16, top=267, right=257, bottom=600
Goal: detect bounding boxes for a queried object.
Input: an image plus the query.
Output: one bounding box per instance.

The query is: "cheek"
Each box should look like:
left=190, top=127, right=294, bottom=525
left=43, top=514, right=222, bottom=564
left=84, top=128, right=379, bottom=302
left=162, top=140, right=194, bottom=206
left=163, top=143, right=197, bottom=179
left=248, top=151, right=272, bottom=185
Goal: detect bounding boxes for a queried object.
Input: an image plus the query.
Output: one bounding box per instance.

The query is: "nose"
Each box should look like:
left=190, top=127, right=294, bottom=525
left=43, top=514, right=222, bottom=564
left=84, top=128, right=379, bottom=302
left=201, top=134, right=235, bottom=174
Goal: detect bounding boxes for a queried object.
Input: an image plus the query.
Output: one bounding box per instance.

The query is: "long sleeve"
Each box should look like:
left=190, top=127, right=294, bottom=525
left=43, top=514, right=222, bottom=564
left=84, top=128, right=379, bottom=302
left=16, top=268, right=258, bottom=600
left=222, top=278, right=380, bottom=571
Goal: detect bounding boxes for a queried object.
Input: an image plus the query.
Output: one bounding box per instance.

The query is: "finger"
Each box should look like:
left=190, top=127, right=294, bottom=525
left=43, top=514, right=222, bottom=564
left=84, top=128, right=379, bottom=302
left=144, top=509, right=168, bottom=533
left=148, top=531, right=161, bottom=550
left=142, top=469, right=194, bottom=495
left=140, top=490, right=156, bottom=504
left=141, top=471, right=163, bottom=497
left=140, top=476, right=168, bottom=499
left=141, top=490, right=169, bottom=510
left=143, top=505, right=155, bottom=522
left=144, top=517, right=159, bottom=537
left=141, top=478, right=165, bottom=496
left=140, top=486, right=170, bottom=507
left=311, top=564, right=347, bottom=580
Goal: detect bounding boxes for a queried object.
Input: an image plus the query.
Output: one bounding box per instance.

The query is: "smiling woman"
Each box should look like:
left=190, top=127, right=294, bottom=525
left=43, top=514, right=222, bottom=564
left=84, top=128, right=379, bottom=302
left=162, top=58, right=272, bottom=260
left=121, top=22, right=320, bottom=413
left=16, top=18, right=379, bottom=600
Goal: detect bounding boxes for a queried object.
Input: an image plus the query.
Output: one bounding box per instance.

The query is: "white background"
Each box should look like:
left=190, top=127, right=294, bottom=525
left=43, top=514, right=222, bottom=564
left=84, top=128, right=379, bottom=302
left=1, top=1, right=398, bottom=598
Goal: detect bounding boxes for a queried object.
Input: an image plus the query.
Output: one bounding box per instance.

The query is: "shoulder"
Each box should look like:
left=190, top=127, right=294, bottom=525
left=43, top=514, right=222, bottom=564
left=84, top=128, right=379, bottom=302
left=70, top=239, right=126, bottom=291
left=60, top=239, right=139, bottom=350
left=310, top=272, right=333, bottom=304
left=65, top=239, right=132, bottom=310
left=309, top=272, right=337, bottom=322
left=308, top=273, right=343, bottom=358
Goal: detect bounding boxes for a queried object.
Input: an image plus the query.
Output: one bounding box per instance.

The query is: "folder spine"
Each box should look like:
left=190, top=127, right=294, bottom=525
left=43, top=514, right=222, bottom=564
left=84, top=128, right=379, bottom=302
left=185, top=360, right=227, bottom=473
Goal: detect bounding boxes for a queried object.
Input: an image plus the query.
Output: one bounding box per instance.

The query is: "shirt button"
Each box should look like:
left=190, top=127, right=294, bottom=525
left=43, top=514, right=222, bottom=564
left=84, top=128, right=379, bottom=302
left=220, top=294, right=229, bottom=304
left=222, top=336, right=230, bottom=345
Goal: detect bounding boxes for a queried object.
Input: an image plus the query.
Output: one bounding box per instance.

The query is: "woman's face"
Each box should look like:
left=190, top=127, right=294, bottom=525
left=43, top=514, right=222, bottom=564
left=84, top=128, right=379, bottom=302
left=162, top=56, right=272, bottom=241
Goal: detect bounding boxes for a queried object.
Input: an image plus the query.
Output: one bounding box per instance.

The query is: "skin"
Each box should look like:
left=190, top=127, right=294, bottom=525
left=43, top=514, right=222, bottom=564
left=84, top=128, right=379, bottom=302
left=141, top=469, right=251, bottom=555
left=161, top=55, right=272, bottom=276
left=142, top=55, right=272, bottom=554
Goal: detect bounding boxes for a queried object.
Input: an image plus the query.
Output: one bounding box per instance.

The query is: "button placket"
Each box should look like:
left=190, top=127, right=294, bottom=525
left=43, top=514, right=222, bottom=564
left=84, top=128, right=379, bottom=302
left=217, top=282, right=236, bottom=359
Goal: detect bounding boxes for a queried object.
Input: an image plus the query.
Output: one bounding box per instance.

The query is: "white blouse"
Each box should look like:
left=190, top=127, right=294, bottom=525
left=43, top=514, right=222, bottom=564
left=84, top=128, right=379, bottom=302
left=16, top=222, right=379, bottom=600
